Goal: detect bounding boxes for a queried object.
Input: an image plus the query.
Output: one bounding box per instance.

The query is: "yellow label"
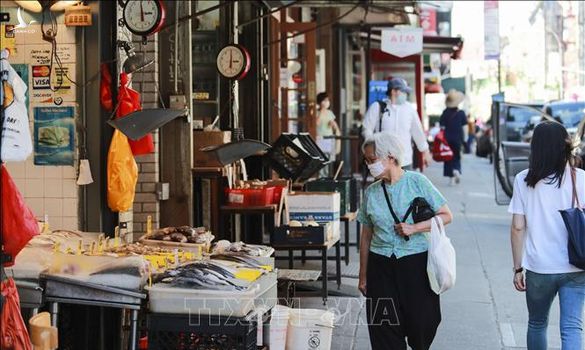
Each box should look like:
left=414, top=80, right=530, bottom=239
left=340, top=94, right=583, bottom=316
left=146, top=216, right=152, bottom=234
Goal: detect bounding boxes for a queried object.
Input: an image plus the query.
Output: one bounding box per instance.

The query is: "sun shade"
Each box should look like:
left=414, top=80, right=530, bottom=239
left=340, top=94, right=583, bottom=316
left=201, top=139, right=271, bottom=166
left=107, top=108, right=187, bottom=140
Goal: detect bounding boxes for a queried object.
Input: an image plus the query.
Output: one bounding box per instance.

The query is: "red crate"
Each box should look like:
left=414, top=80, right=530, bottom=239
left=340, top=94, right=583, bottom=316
left=226, top=187, right=276, bottom=206
left=271, top=186, right=286, bottom=205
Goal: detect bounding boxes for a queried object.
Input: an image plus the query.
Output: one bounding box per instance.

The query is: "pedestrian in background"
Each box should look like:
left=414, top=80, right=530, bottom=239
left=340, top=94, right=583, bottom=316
left=362, top=77, right=430, bottom=171
left=509, top=121, right=585, bottom=350
left=358, top=132, right=453, bottom=350
left=440, top=89, right=467, bottom=185
left=316, top=91, right=340, bottom=176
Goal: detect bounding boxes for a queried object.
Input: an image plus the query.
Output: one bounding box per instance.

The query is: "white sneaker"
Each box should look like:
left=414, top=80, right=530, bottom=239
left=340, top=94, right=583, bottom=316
left=453, top=170, right=461, bottom=184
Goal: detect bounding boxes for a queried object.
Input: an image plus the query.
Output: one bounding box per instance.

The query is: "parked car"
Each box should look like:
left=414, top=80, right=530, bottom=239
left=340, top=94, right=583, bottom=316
left=495, top=101, right=585, bottom=202
left=504, top=103, right=543, bottom=141
left=522, top=101, right=585, bottom=142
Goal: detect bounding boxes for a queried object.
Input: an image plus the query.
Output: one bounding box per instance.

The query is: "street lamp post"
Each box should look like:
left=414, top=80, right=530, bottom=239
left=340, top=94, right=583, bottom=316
left=545, top=27, right=564, bottom=100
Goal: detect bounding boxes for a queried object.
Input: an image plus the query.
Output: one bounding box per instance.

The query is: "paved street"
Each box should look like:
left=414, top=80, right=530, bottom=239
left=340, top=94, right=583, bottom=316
left=282, top=154, right=575, bottom=350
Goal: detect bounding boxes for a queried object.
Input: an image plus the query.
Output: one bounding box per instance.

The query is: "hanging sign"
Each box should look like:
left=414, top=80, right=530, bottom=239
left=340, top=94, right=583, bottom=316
left=484, top=0, right=500, bottom=60
left=381, top=28, right=423, bottom=58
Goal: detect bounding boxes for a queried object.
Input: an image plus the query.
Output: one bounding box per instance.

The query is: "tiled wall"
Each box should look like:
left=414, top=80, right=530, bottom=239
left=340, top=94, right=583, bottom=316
left=5, top=160, right=79, bottom=230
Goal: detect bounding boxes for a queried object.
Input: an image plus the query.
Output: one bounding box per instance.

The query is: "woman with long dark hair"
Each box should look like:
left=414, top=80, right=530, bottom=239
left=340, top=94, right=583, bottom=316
left=509, top=121, right=585, bottom=350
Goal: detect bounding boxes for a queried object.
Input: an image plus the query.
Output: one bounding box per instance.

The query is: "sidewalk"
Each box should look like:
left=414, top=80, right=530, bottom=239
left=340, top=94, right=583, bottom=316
left=278, top=155, right=568, bottom=350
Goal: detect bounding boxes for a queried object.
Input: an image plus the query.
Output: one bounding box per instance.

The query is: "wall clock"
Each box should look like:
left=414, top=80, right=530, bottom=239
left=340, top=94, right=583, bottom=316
left=122, top=0, right=166, bottom=37
left=216, top=44, right=251, bottom=80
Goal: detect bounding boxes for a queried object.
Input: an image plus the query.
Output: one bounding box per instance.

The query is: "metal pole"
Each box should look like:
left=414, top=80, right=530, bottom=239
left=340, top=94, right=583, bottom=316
left=497, top=58, right=502, bottom=93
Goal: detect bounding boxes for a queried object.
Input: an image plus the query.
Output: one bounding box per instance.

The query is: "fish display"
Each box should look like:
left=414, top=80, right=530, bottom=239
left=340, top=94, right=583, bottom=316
left=156, top=261, right=245, bottom=291
left=211, top=240, right=273, bottom=257
left=145, top=226, right=213, bottom=244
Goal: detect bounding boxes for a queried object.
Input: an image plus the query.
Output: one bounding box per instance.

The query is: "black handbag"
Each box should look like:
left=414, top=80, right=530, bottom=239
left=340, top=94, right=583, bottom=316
left=382, top=182, right=435, bottom=241
left=558, top=168, right=585, bottom=269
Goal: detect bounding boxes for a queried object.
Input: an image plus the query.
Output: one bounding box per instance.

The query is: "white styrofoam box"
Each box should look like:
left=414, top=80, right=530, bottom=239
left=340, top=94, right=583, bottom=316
left=288, top=192, right=341, bottom=238
left=147, top=272, right=277, bottom=316
left=287, top=192, right=340, bottom=220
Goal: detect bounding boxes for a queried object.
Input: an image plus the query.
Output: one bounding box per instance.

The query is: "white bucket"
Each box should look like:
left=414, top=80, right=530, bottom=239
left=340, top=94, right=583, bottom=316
left=286, top=309, right=335, bottom=350
left=266, top=305, right=290, bottom=350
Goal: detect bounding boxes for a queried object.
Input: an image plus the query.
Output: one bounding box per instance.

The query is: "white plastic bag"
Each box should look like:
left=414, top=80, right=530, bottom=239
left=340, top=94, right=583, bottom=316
left=1, top=49, right=33, bottom=162
left=427, top=216, right=456, bottom=294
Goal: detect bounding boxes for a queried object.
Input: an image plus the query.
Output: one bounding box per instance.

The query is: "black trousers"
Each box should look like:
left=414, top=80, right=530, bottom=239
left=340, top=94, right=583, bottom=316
left=366, top=251, right=441, bottom=350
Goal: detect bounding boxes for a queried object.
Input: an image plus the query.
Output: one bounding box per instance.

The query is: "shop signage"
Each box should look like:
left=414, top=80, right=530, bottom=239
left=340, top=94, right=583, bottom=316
left=381, top=28, right=423, bottom=58
left=419, top=8, right=437, bottom=36
left=484, top=0, right=500, bottom=60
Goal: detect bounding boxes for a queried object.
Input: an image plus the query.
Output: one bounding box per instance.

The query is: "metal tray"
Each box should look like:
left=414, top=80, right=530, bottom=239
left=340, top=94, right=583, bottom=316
left=41, top=273, right=146, bottom=308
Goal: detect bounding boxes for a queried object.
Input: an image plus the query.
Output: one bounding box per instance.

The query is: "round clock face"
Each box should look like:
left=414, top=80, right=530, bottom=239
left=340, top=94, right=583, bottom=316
left=123, top=0, right=164, bottom=36
left=216, top=45, right=250, bottom=80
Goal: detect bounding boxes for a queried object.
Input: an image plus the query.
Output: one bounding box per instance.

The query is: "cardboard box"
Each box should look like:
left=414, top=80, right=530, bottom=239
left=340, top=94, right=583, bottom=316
left=193, top=131, right=231, bottom=167
left=305, top=178, right=351, bottom=216
left=272, top=222, right=333, bottom=246
left=287, top=192, right=340, bottom=240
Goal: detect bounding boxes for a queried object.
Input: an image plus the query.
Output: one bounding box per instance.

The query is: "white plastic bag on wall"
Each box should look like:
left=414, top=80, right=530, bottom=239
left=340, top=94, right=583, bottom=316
left=1, top=49, right=33, bottom=162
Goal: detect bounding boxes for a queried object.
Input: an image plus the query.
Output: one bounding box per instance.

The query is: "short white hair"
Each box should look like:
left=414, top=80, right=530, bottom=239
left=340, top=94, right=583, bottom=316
left=362, top=132, right=404, bottom=166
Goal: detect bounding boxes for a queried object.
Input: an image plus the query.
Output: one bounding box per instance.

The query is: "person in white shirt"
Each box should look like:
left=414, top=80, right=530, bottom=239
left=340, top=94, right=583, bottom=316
left=362, top=77, right=430, bottom=170
left=508, top=121, right=585, bottom=350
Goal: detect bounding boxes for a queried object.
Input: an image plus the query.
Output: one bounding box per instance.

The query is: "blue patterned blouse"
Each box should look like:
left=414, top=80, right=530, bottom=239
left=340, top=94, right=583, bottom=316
left=357, top=171, right=447, bottom=258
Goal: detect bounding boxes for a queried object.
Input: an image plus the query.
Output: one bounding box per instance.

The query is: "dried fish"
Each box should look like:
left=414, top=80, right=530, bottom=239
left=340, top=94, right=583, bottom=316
left=169, top=233, right=188, bottom=243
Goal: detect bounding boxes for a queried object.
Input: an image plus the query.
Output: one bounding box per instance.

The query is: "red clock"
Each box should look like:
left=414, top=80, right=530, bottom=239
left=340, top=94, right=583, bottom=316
left=216, top=44, right=251, bottom=80
left=122, top=0, right=166, bottom=37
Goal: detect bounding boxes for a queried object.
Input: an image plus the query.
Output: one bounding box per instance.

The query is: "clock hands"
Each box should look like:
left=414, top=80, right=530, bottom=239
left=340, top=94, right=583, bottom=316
left=229, top=49, right=233, bottom=69
left=140, top=1, right=145, bottom=22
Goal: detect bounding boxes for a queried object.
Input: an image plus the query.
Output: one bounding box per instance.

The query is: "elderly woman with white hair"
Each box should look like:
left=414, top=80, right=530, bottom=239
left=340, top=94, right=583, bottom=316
left=357, top=132, right=453, bottom=350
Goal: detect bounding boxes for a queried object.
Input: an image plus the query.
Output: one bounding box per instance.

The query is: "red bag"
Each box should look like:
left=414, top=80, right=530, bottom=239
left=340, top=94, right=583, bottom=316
left=432, top=130, right=454, bottom=162
left=1, top=165, right=39, bottom=267
left=100, top=63, right=113, bottom=112
left=1, top=278, right=32, bottom=350
left=117, top=73, right=154, bottom=156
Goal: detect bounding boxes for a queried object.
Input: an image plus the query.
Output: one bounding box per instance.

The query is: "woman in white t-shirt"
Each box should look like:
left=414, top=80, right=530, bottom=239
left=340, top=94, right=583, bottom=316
left=509, top=121, right=585, bottom=350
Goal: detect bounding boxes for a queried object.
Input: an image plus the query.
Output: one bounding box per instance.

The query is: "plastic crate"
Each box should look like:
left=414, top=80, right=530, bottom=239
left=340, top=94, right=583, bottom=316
left=147, top=312, right=266, bottom=350
left=271, top=186, right=286, bottom=205
left=266, top=133, right=330, bottom=181
left=226, top=187, right=275, bottom=206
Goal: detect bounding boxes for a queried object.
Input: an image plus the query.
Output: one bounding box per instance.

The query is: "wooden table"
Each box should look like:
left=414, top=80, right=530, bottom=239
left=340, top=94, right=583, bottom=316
left=219, top=205, right=278, bottom=243
left=341, top=211, right=360, bottom=264
left=272, top=237, right=341, bottom=304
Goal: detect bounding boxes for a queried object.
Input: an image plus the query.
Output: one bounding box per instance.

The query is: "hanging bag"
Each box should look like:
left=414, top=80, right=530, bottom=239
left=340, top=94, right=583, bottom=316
left=1, top=49, right=33, bottom=162
left=432, top=130, right=454, bottom=162
left=427, top=216, right=457, bottom=294
left=107, top=130, right=138, bottom=212
left=1, top=165, right=39, bottom=266
left=381, top=181, right=435, bottom=242
left=558, top=168, right=585, bottom=269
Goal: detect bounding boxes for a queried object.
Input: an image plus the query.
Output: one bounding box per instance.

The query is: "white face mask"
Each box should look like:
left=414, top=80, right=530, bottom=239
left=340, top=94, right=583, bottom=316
left=367, top=160, right=386, bottom=178
left=396, top=93, right=407, bottom=105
